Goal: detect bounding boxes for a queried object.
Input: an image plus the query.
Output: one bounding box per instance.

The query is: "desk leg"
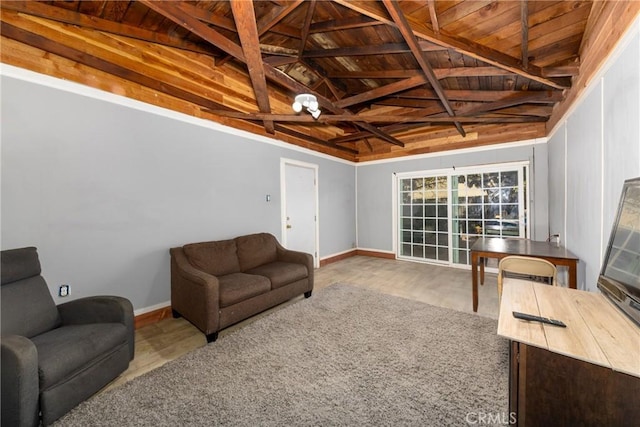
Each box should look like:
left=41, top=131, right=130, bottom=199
left=568, top=261, right=577, bottom=289
left=480, top=257, right=485, bottom=285
left=471, top=252, right=479, bottom=312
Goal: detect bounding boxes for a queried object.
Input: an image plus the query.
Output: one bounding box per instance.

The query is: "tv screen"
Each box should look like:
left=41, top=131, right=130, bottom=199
left=598, top=177, right=640, bottom=326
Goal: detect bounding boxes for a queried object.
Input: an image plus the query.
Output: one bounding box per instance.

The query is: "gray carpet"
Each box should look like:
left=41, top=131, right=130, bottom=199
left=56, top=284, right=509, bottom=426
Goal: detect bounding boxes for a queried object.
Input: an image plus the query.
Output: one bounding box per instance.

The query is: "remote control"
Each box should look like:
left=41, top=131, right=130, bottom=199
left=512, top=311, right=567, bottom=327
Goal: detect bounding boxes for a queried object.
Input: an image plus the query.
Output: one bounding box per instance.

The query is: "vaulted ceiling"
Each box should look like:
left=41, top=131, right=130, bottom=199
left=1, top=1, right=638, bottom=161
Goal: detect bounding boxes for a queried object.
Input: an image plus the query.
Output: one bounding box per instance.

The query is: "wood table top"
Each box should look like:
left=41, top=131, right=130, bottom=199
left=471, top=237, right=579, bottom=260
left=498, top=278, right=640, bottom=378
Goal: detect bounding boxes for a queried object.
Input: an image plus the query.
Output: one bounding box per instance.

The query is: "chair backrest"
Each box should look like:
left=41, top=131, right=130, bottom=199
left=1, top=247, right=61, bottom=337
left=497, top=255, right=558, bottom=300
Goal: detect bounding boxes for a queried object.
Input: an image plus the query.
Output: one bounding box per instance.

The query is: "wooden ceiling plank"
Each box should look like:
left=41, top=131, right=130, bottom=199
left=381, top=0, right=465, bottom=137
left=334, top=0, right=569, bottom=90
left=0, top=1, right=211, bottom=54
left=0, top=20, right=232, bottom=114
left=230, top=0, right=274, bottom=134
left=139, top=0, right=404, bottom=148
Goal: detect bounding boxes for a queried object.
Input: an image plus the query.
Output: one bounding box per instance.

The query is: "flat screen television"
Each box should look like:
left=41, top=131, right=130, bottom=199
left=597, top=176, right=640, bottom=326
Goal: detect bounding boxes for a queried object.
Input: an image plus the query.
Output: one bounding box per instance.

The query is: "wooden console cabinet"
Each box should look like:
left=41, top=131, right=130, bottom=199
left=498, top=279, right=640, bottom=426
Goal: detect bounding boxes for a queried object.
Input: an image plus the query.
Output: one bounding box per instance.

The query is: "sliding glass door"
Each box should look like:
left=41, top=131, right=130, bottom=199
left=397, top=163, right=528, bottom=266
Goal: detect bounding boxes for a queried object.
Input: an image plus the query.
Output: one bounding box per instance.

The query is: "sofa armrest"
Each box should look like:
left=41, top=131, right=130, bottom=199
left=276, top=245, right=314, bottom=286
left=58, top=296, right=135, bottom=360
left=1, top=335, right=39, bottom=427
left=170, top=248, right=221, bottom=335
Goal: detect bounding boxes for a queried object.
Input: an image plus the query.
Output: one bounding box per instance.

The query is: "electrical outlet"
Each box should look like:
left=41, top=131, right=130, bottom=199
left=58, top=284, right=70, bottom=297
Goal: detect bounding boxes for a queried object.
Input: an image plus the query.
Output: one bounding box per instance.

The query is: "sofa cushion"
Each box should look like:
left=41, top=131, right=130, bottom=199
left=236, top=233, right=278, bottom=271
left=246, top=262, right=308, bottom=289
left=31, top=323, right=128, bottom=390
left=1, top=276, right=61, bottom=338
left=218, top=273, right=271, bottom=307
left=183, top=240, right=241, bottom=277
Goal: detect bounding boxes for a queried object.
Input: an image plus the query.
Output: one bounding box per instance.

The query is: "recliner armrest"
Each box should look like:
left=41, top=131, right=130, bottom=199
left=58, top=296, right=135, bottom=360
left=1, top=335, right=39, bottom=427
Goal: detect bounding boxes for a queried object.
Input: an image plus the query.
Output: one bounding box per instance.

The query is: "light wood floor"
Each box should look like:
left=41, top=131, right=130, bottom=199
left=105, top=256, right=500, bottom=392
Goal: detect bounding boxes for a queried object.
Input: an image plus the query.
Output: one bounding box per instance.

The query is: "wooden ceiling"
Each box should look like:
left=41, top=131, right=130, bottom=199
left=1, top=1, right=638, bottom=161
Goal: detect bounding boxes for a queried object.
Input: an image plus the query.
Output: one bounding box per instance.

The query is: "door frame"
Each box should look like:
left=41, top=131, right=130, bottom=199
left=280, top=158, right=320, bottom=268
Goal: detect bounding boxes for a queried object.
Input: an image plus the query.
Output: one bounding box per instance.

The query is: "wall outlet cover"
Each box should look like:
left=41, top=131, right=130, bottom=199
left=59, top=285, right=70, bottom=297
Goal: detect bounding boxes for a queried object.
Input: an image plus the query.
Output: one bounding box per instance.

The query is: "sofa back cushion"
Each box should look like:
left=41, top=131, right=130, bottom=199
left=183, top=240, right=241, bottom=277
left=1, top=247, right=61, bottom=337
left=236, top=233, right=278, bottom=271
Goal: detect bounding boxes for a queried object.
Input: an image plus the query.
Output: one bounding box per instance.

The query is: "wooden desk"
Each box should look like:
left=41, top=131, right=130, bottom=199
left=498, top=279, right=640, bottom=426
left=470, top=237, right=579, bottom=312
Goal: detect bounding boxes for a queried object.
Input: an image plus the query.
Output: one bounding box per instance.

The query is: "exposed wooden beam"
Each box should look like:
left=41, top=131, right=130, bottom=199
left=303, top=40, right=444, bottom=58
left=381, top=0, right=465, bottom=137
left=455, top=91, right=563, bottom=116
left=334, top=0, right=570, bottom=90
left=230, top=0, right=274, bottom=134
left=521, top=0, right=529, bottom=69
left=335, top=74, right=428, bottom=108
left=273, top=125, right=358, bottom=155
left=209, top=111, right=547, bottom=124
left=139, top=0, right=404, bottom=148
left=263, top=56, right=299, bottom=67
left=257, top=0, right=304, bottom=36
left=427, top=0, right=440, bottom=34
left=396, top=89, right=563, bottom=103
left=297, top=0, right=316, bottom=57
left=329, top=66, right=514, bottom=79
left=309, top=15, right=383, bottom=33
left=163, top=1, right=237, bottom=32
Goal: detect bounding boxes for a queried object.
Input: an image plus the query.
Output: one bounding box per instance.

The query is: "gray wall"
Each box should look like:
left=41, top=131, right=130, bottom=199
left=547, top=20, right=640, bottom=291
left=1, top=70, right=355, bottom=312
left=356, top=143, right=550, bottom=252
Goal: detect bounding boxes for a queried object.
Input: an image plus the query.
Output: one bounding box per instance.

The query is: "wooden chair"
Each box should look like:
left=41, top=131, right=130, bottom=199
left=497, top=255, right=558, bottom=300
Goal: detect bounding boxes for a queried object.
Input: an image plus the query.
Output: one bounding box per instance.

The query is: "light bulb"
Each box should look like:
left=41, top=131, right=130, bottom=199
left=292, top=101, right=303, bottom=113
left=309, top=108, right=321, bottom=119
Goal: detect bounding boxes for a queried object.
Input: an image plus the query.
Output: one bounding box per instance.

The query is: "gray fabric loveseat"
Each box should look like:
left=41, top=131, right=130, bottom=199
left=170, top=233, right=314, bottom=343
left=0, top=247, right=135, bottom=426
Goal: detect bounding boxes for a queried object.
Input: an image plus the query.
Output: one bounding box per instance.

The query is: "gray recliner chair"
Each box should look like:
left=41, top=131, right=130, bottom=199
left=1, top=247, right=135, bottom=426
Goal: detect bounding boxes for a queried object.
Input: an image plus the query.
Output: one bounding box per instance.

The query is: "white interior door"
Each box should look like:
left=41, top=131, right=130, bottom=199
left=281, top=159, right=319, bottom=267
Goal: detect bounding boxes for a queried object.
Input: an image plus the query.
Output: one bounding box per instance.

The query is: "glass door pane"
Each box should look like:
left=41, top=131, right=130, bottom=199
left=399, top=175, right=449, bottom=263
left=451, top=168, right=526, bottom=266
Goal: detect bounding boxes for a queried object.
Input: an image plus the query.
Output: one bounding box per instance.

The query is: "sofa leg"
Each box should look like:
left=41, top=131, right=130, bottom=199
left=172, top=309, right=182, bottom=319
left=304, top=291, right=312, bottom=298
left=206, top=332, right=219, bottom=343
